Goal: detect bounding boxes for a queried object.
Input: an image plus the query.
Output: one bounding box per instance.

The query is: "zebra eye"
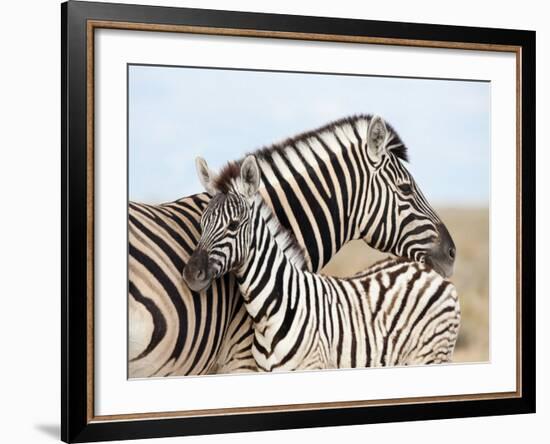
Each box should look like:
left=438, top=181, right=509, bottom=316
left=227, top=220, right=240, bottom=231
left=398, top=183, right=413, bottom=195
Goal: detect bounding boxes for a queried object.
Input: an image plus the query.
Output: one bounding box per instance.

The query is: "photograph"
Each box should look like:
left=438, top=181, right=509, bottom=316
left=127, top=65, right=490, bottom=378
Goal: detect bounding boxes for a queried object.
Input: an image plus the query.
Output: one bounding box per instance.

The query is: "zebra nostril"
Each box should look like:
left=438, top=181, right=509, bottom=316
left=196, top=269, right=204, bottom=280
left=449, top=247, right=456, bottom=260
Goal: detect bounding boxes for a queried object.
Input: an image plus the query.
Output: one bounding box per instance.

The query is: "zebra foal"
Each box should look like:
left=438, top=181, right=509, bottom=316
left=184, top=156, right=461, bottom=371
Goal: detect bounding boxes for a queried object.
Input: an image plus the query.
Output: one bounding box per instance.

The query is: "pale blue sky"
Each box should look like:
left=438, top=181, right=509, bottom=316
left=128, top=65, right=490, bottom=206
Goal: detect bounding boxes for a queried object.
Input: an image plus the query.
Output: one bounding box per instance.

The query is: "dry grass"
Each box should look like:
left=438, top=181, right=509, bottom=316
left=321, top=207, right=489, bottom=363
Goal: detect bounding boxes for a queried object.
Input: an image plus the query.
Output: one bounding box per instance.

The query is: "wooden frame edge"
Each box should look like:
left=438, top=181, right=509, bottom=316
left=86, top=18, right=95, bottom=424
left=91, top=391, right=519, bottom=423
left=89, top=19, right=522, bottom=53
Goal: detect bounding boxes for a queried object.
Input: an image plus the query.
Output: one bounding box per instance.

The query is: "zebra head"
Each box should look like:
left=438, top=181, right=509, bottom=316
left=183, top=156, right=259, bottom=292
left=359, top=116, right=456, bottom=278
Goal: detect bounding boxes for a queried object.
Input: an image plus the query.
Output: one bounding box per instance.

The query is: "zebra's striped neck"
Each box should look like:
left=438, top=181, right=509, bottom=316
left=253, top=115, right=378, bottom=271
left=234, top=196, right=303, bottom=315
left=257, top=199, right=306, bottom=269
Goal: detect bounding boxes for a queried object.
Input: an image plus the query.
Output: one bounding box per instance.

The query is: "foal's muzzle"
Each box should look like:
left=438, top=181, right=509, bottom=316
left=183, top=249, right=213, bottom=292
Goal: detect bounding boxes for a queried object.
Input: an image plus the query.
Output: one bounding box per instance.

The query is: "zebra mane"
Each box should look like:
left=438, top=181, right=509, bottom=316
left=255, top=195, right=307, bottom=270
left=213, top=161, right=241, bottom=194
left=254, top=114, right=409, bottom=163
left=211, top=114, right=409, bottom=194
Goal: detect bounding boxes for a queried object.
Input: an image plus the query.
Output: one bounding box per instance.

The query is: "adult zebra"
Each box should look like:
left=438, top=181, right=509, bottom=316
left=183, top=155, right=460, bottom=370
left=129, top=115, right=456, bottom=377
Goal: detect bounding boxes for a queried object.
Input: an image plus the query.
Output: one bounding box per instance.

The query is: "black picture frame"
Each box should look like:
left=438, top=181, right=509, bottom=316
left=61, top=1, right=536, bottom=442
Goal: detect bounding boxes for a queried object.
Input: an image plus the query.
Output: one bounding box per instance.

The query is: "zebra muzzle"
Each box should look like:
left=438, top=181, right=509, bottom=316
left=183, top=249, right=213, bottom=292
left=425, top=223, right=456, bottom=278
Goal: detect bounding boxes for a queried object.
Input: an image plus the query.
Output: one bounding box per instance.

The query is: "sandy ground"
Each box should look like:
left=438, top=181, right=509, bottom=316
left=321, top=207, right=489, bottom=363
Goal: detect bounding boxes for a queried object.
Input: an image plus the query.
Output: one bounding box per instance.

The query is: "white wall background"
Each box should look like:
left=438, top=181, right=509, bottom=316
left=0, top=0, right=546, bottom=443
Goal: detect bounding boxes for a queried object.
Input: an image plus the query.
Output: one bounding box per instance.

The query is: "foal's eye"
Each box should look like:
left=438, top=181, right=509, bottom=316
left=227, top=220, right=240, bottom=231
left=398, top=183, right=413, bottom=195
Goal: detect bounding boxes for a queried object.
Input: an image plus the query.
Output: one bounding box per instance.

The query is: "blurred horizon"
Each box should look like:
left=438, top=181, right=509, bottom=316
left=128, top=64, right=491, bottom=207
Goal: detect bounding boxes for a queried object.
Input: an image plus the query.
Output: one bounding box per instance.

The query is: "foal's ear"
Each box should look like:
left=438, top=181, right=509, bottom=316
left=195, top=157, right=218, bottom=195
left=367, top=115, right=389, bottom=161
left=240, top=155, right=261, bottom=198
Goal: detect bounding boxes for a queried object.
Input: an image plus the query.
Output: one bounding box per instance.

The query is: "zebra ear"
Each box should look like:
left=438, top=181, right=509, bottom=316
left=240, top=155, right=261, bottom=198
left=195, top=157, right=219, bottom=195
left=367, top=116, right=389, bottom=161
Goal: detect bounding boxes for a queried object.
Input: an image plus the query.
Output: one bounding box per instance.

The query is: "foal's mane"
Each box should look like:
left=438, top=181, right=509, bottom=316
left=255, top=196, right=307, bottom=270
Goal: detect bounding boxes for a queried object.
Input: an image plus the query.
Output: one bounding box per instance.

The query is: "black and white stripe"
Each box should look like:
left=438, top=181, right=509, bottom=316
left=184, top=156, right=460, bottom=371
left=130, top=115, right=455, bottom=377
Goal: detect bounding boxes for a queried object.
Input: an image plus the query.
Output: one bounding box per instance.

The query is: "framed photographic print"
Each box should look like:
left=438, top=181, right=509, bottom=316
left=61, top=1, right=536, bottom=442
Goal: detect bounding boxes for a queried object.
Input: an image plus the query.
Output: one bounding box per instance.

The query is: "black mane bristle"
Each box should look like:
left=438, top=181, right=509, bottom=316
left=251, top=114, right=409, bottom=163
left=213, top=161, right=241, bottom=193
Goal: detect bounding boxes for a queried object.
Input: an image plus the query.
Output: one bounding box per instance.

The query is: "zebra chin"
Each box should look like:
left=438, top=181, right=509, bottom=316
left=424, top=255, right=454, bottom=279
left=183, top=274, right=213, bottom=293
